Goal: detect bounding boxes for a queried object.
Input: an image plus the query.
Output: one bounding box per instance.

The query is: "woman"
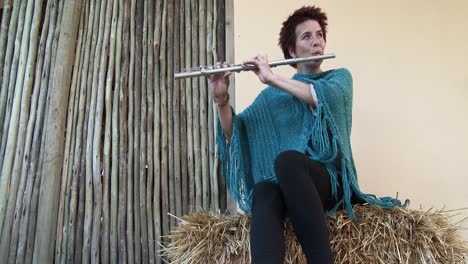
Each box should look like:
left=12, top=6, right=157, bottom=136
left=209, top=6, right=406, bottom=264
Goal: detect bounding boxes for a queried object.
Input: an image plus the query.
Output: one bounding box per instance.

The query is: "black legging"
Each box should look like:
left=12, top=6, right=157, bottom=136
left=250, top=150, right=348, bottom=264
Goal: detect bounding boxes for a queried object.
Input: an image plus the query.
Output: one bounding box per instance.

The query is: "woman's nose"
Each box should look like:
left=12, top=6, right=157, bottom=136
left=312, top=39, right=320, bottom=47
left=311, top=37, right=320, bottom=47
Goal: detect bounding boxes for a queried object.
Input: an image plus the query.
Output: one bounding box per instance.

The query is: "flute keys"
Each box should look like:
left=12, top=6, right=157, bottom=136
left=180, top=65, right=214, bottom=74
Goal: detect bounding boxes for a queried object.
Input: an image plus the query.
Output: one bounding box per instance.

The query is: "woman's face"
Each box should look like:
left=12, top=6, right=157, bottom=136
left=289, top=19, right=326, bottom=74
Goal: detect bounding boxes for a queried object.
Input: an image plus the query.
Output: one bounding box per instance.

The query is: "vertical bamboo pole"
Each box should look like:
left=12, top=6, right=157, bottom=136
left=173, top=0, right=182, bottom=220
left=184, top=0, right=195, bottom=212
left=191, top=0, right=201, bottom=211
left=138, top=0, right=149, bottom=263
left=133, top=0, right=143, bottom=261
left=139, top=0, right=149, bottom=260
left=160, top=0, right=169, bottom=243
left=0, top=0, right=12, bottom=71
left=199, top=0, right=210, bottom=211
left=103, top=0, right=118, bottom=262
left=0, top=0, right=27, bottom=237
left=126, top=0, right=136, bottom=261
left=212, top=0, right=220, bottom=211
left=207, top=0, right=219, bottom=212
left=167, top=0, right=175, bottom=230
left=192, top=1, right=203, bottom=210
left=49, top=1, right=72, bottom=260
left=217, top=0, right=228, bottom=210
left=145, top=0, right=156, bottom=261
left=112, top=0, right=124, bottom=262
left=127, top=0, right=137, bottom=262
left=179, top=0, right=189, bottom=216
left=0, top=0, right=13, bottom=139
left=207, top=0, right=214, bottom=211
left=153, top=0, right=163, bottom=260
left=206, top=0, right=216, bottom=210
left=118, top=0, right=130, bottom=262
left=32, top=0, right=83, bottom=262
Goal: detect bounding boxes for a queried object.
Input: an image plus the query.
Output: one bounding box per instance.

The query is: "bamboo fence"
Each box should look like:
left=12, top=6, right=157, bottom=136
left=0, top=0, right=227, bottom=263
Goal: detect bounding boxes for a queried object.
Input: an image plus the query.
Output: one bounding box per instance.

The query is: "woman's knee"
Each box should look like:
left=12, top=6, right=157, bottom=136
left=253, top=181, right=282, bottom=203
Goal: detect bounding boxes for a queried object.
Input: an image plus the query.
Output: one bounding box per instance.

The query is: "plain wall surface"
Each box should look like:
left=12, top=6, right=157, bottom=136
left=232, top=0, right=468, bottom=240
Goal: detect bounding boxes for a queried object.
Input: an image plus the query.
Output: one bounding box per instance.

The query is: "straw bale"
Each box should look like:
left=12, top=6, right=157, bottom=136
left=161, top=205, right=468, bottom=263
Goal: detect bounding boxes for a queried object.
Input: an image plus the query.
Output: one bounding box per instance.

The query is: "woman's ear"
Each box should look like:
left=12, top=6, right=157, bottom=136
left=289, top=48, right=296, bottom=58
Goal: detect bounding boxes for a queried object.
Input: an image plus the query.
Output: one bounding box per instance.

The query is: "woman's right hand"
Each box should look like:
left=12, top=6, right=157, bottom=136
left=208, top=62, right=231, bottom=102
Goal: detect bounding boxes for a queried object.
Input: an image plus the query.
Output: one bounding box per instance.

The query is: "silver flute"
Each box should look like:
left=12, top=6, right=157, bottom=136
left=174, top=53, right=336, bottom=80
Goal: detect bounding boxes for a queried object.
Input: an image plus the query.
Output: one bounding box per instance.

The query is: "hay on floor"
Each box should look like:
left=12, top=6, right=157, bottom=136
left=161, top=205, right=468, bottom=264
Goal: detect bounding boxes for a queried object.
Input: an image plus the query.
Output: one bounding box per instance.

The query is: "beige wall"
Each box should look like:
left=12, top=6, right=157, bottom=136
left=233, top=0, right=468, bottom=240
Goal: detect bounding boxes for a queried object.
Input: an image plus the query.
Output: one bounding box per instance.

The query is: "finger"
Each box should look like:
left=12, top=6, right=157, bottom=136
left=223, top=71, right=231, bottom=79
left=215, top=62, right=229, bottom=78
left=208, top=71, right=223, bottom=82
left=245, top=55, right=259, bottom=64
left=242, top=59, right=258, bottom=66
left=257, top=54, right=269, bottom=64
left=208, top=62, right=222, bottom=78
left=207, top=74, right=219, bottom=82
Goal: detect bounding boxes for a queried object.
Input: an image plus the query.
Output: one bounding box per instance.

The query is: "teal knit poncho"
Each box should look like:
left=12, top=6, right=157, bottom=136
left=216, top=68, right=408, bottom=219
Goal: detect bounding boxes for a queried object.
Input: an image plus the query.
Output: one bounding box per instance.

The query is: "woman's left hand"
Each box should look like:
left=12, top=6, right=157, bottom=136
left=243, top=54, right=276, bottom=85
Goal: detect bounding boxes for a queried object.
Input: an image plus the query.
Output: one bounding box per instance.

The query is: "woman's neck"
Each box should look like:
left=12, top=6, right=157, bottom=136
left=297, top=66, right=322, bottom=74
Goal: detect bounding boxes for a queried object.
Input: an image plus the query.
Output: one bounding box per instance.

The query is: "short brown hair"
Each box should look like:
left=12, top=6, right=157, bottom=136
left=278, top=6, right=328, bottom=61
